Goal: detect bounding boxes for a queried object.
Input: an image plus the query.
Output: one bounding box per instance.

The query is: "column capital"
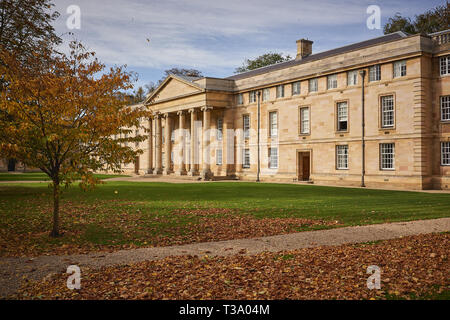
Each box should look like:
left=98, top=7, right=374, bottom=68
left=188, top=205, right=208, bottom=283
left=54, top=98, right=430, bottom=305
left=152, top=111, right=161, bottom=119
left=163, top=112, right=171, bottom=119
left=201, top=106, right=213, bottom=112
left=177, top=110, right=185, bottom=116
left=188, top=108, right=198, bottom=114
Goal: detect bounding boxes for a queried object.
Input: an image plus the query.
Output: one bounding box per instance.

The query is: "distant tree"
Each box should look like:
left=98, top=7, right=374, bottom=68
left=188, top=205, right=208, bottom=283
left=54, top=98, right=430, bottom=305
left=235, top=52, right=291, bottom=74
left=132, top=86, right=146, bottom=103
left=163, top=68, right=203, bottom=79
left=144, top=81, right=158, bottom=95
left=384, top=3, right=450, bottom=35
left=0, top=42, right=149, bottom=237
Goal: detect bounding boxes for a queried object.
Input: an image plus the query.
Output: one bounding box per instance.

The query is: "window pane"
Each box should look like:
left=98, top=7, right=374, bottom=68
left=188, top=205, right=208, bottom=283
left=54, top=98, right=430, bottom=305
left=394, top=60, right=406, bottom=77
left=442, top=142, right=450, bottom=165
left=269, top=112, right=277, bottom=137
left=269, top=148, right=278, bottom=168
left=276, top=85, right=284, bottom=98
left=381, top=95, right=394, bottom=127
left=337, top=102, right=348, bottom=131
left=327, top=74, right=337, bottom=89
left=369, top=65, right=381, bottom=81
left=347, top=70, right=358, bottom=86
left=380, top=143, right=395, bottom=169
left=217, top=118, right=223, bottom=140
left=440, top=56, right=450, bottom=76
left=243, top=115, right=250, bottom=139
left=237, top=93, right=243, bottom=105
left=336, top=145, right=348, bottom=169
left=300, top=107, right=310, bottom=134
left=243, top=148, right=250, bottom=168
left=292, top=81, right=301, bottom=95
left=309, top=78, right=318, bottom=92
left=216, top=149, right=222, bottom=165
left=262, top=88, right=270, bottom=101
left=441, top=95, right=450, bottom=121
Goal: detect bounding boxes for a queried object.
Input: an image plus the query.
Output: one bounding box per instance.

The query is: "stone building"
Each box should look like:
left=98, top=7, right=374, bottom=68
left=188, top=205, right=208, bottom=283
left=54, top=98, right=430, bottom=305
left=128, top=30, right=450, bottom=190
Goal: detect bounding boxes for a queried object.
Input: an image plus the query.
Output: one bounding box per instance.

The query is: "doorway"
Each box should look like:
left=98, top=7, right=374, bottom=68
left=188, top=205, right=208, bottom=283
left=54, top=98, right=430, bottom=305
left=134, top=156, right=140, bottom=175
left=7, top=159, right=16, bottom=172
left=297, top=152, right=310, bottom=181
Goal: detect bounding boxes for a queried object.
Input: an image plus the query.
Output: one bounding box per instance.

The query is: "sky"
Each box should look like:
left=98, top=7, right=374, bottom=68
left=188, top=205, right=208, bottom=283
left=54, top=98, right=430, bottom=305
left=52, top=0, right=446, bottom=91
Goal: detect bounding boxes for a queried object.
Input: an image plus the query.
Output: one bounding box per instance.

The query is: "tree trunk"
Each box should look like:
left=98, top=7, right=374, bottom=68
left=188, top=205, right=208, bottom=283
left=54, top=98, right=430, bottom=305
left=50, top=181, right=61, bottom=237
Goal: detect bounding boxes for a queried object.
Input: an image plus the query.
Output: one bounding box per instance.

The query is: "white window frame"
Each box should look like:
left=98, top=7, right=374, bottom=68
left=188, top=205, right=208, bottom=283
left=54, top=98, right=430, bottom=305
left=268, top=147, right=278, bottom=169
left=243, top=148, right=250, bottom=168
left=216, top=117, right=223, bottom=141
left=369, top=65, right=381, bottom=82
left=292, top=81, right=301, bottom=95
left=300, top=107, right=310, bottom=134
left=381, top=95, right=395, bottom=128
left=347, top=70, right=358, bottom=86
left=327, top=74, right=337, bottom=89
left=237, top=93, right=243, bottom=105
left=309, top=78, right=318, bottom=92
left=336, top=145, right=348, bottom=170
left=262, top=88, right=270, bottom=102
left=440, top=56, right=450, bottom=76
left=380, top=143, right=395, bottom=170
left=393, top=60, right=407, bottom=78
left=269, top=111, right=278, bottom=137
left=337, top=101, right=348, bottom=132
left=276, top=85, right=285, bottom=98
left=249, top=91, right=256, bottom=103
left=243, top=114, right=250, bottom=139
left=441, top=95, right=450, bottom=121
left=441, top=142, right=450, bottom=166
left=216, top=148, right=223, bottom=165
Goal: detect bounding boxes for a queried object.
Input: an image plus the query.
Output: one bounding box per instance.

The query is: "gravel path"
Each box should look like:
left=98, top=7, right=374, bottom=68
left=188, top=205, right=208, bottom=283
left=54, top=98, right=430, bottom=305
left=1, top=217, right=449, bottom=298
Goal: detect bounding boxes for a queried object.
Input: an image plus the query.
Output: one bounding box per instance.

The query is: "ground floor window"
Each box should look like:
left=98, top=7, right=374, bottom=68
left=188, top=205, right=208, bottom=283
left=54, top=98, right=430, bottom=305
left=380, top=143, right=395, bottom=170
left=268, top=147, right=278, bottom=169
left=243, top=148, right=250, bottom=168
left=336, top=145, right=348, bottom=169
left=216, top=149, right=223, bottom=165
left=442, top=142, right=450, bottom=165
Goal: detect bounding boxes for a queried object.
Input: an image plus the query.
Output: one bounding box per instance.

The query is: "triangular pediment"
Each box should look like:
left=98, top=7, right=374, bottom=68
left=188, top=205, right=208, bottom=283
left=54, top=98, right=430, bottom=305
left=145, top=75, right=204, bottom=104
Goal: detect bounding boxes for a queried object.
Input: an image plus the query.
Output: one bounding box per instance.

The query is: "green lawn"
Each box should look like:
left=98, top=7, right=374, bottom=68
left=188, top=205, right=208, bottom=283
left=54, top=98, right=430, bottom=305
left=1, top=181, right=449, bottom=256
left=0, top=172, right=129, bottom=181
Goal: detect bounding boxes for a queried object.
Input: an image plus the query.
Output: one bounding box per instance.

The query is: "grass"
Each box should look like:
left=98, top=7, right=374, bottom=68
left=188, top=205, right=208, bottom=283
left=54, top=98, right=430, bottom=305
left=0, top=181, right=449, bottom=256
left=0, top=172, right=129, bottom=181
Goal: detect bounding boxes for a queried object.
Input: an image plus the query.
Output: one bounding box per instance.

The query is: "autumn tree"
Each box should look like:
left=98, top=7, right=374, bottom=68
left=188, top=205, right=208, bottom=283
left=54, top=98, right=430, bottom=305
left=384, top=3, right=450, bottom=35
left=235, top=52, right=291, bottom=74
left=0, top=42, right=149, bottom=237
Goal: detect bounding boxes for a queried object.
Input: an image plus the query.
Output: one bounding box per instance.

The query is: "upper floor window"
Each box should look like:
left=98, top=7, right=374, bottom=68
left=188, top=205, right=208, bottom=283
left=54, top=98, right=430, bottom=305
left=327, top=74, right=337, bottom=89
left=381, top=95, right=395, bottom=128
left=309, top=78, right=318, bottom=92
left=347, top=70, right=358, bottom=86
left=292, top=81, right=301, bottom=95
left=393, top=60, right=407, bottom=77
left=337, top=101, right=348, bottom=131
left=380, top=143, right=395, bottom=170
left=299, top=107, right=310, bottom=134
left=440, top=56, right=450, bottom=76
left=217, top=117, right=223, bottom=141
left=262, top=88, right=270, bottom=102
left=237, top=93, right=243, bottom=105
left=269, top=111, right=278, bottom=137
left=369, top=65, right=381, bottom=82
left=442, top=142, right=450, bottom=166
left=336, top=145, right=348, bottom=170
left=441, top=95, right=450, bottom=121
left=268, top=147, right=278, bottom=169
left=243, top=114, right=250, bottom=139
left=276, top=85, right=285, bottom=98
left=249, top=91, right=257, bottom=103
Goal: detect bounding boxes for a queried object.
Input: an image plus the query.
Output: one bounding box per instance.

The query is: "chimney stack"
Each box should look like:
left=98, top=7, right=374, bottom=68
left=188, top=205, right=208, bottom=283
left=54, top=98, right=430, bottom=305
left=296, top=39, right=313, bottom=60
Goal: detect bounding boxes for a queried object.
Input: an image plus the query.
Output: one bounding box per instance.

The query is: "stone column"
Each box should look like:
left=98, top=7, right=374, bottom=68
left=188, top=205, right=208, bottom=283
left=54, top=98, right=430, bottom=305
left=188, top=108, right=198, bottom=176
left=147, top=117, right=153, bottom=174
left=154, top=114, right=162, bottom=174
left=176, top=111, right=186, bottom=175
left=163, top=113, right=172, bottom=175
left=201, top=106, right=213, bottom=179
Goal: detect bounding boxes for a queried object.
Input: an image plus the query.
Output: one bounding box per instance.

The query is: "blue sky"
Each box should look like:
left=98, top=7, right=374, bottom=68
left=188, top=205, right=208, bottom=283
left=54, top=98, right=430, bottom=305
left=52, top=0, right=445, bottom=90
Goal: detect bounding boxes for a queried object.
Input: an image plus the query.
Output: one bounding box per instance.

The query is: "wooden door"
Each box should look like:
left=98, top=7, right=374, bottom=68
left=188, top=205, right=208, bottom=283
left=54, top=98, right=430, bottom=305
left=302, top=154, right=310, bottom=181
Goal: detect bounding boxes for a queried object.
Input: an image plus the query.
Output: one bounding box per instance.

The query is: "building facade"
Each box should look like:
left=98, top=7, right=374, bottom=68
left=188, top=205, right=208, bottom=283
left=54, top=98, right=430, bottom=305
left=128, top=30, right=450, bottom=190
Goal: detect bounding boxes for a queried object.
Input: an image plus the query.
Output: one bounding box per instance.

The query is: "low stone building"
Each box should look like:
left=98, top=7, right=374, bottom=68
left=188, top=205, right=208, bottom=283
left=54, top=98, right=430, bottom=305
left=128, top=30, right=450, bottom=190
